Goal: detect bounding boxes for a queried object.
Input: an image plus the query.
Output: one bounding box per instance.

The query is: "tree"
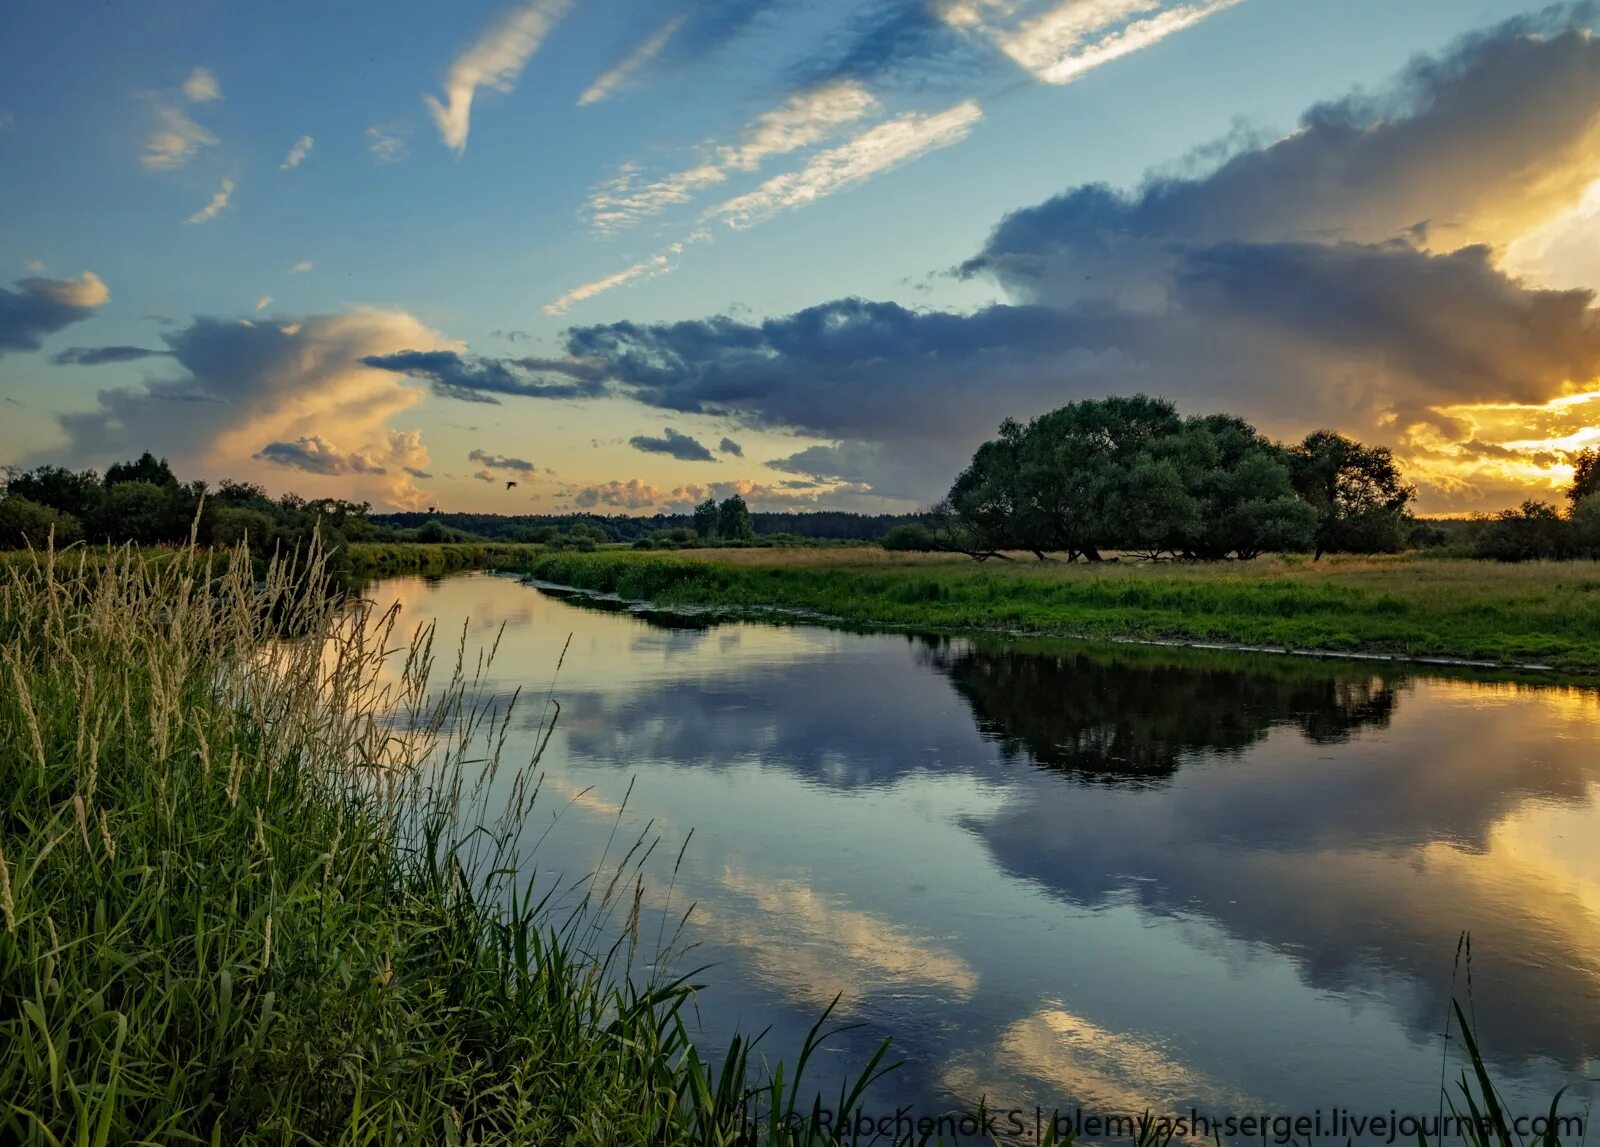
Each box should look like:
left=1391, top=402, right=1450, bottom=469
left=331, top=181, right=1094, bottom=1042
left=1569, top=449, right=1600, bottom=506
left=692, top=498, right=719, bottom=540
left=717, top=494, right=754, bottom=541
left=881, top=522, right=938, bottom=551
left=0, top=496, right=84, bottom=548
left=1571, top=494, right=1600, bottom=558
left=104, top=451, right=179, bottom=489
left=1289, top=430, right=1414, bottom=559
left=4, top=464, right=105, bottom=522
left=1472, top=500, right=1573, bottom=562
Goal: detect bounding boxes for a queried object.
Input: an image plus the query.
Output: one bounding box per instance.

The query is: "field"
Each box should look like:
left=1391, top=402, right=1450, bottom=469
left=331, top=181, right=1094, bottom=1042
left=519, top=548, right=1600, bottom=673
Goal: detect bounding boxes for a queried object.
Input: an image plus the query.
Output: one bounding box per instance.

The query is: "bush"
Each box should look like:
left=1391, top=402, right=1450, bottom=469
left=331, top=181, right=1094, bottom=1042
left=0, top=495, right=83, bottom=548
left=881, top=523, right=939, bottom=551
left=1473, top=500, right=1574, bottom=561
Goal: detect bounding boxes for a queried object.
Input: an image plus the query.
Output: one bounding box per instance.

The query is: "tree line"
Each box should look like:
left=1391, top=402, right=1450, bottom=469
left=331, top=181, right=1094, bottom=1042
left=887, top=396, right=1416, bottom=561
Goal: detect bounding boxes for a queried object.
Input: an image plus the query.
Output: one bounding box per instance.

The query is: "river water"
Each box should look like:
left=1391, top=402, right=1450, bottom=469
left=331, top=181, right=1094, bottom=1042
left=370, top=572, right=1598, bottom=1143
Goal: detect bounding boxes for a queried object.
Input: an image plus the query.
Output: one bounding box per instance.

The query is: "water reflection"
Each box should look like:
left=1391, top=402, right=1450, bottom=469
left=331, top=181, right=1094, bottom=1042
left=369, top=574, right=1598, bottom=1137
left=927, top=640, right=1400, bottom=781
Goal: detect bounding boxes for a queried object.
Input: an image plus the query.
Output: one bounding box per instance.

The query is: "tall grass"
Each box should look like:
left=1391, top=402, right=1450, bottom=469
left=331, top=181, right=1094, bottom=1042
left=0, top=539, right=901, bottom=1144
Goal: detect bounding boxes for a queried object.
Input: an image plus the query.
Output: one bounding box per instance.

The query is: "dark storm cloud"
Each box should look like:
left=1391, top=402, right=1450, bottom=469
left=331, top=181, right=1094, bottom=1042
left=718, top=436, right=743, bottom=456
left=0, top=274, right=108, bottom=357
left=360, top=349, right=608, bottom=404
left=556, top=11, right=1600, bottom=507
left=961, top=11, right=1600, bottom=302
left=628, top=426, right=717, bottom=461
left=51, top=345, right=172, bottom=365
left=467, top=449, right=536, bottom=473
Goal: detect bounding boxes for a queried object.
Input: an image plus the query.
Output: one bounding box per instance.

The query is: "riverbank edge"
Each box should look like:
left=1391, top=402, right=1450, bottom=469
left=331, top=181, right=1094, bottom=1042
left=513, top=551, right=1600, bottom=678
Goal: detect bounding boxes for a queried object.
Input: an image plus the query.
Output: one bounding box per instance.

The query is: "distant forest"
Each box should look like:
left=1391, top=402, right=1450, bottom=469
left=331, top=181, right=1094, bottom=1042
left=5, top=393, right=1599, bottom=563
left=371, top=509, right=914, bottom=542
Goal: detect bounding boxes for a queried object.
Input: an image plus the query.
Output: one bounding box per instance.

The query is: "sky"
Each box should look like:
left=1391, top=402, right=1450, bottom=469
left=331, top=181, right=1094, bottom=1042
left=2, top=0, right=1599, bottom=516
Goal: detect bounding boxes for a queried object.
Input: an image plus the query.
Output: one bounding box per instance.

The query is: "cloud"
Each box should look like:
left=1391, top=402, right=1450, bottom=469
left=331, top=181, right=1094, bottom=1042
left=255, top=435, right=396, bottom=475
left=186, top=178, right=235, bottom=225
left=254, top=295, right=272, bottom=312
left=23, top=260, right=45, bottom=274
left=629, top=426, right=717, bottom=461
left=366, top=121, right=411, bottom=163
left=708, top=99, right=982, bottom=228
left=467, top=448, right=537, bottom=473
left=583, top=81, right=877, bottom=232
left=51, top=344, right=171, bottom=366
left=579, top=14, right=686, bottom=106
left=562, top=12, right=1600, bottom=512
left=280, top=134, right=314, bottom=170
left=569, top=477, right=705, bottom=510
left=0, top=272, right=110, bottom=357
left=51, top=309, right=454, bottom=509
left=360, top=348, right=608, bottom=402
left=947, top=0, right=1244, bottom=85
left=291, top=260, right=313, bottom=273
left=425, top=0, right=573, bottom=153
left=719, top=436, right=743, bottom=456
left=182, top=67, right=222, bottom=103
left=544, top=233, right=708, bottom=314
left=142, top=102, right=217, bottom=171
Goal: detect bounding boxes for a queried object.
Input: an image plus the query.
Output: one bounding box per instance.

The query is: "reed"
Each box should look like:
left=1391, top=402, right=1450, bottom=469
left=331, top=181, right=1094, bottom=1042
left=0, top=538, right=899, bottom=1144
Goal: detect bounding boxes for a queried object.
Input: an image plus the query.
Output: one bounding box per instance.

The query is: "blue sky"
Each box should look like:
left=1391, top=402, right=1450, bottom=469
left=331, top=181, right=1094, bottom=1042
left=3, top=0, right=1598, bottom=514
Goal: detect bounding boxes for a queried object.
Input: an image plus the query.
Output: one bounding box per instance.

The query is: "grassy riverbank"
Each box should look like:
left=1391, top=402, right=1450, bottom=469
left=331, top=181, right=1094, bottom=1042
left=0, top=543, right=888, bottom=1144
left=520, top=548, right=1600, bottom=672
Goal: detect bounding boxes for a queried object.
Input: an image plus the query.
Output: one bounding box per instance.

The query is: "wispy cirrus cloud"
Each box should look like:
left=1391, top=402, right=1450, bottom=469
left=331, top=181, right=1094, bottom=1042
left=366, top=121, right=411, bottom=163
left=186, top=178, right=235, bottom=225
left=708, top=98, right=981, bottom=227
left=426, top=0, right=574, bottom=153
left=142, top=103, right=217, bottom=171
left=584, top=81, right=878, bottom=232
left=142, top=67, right=222, bottom=171
left=280, top=134, right=314, bottom=170
left=579, top=13, right=686, bottom=106
left=943, top=0, right=1243, bottom=84
left=181, top=67, right=222, bottom=103
left=544, top=231, right=708, bottom=314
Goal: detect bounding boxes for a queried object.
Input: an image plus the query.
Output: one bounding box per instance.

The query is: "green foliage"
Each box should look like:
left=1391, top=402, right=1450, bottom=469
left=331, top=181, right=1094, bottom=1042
left=717, top=494, right=754, bottom=541
left=1474, top=500, right=1577, bottom=562
left=692, top=497, right=719, bottom=539
left=881, top=523, right=939, bottom=551
left=0, top=495, right=84, bottom=548
left=948, top=397, right=1328, bottom=560
left=1289, top=429, right=1415, bottom=558
left=1569, top=448, right=1600, bottom=506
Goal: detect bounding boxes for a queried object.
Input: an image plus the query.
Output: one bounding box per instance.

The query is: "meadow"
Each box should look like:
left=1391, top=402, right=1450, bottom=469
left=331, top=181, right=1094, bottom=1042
left=519, top=548, right=1600, bottom=673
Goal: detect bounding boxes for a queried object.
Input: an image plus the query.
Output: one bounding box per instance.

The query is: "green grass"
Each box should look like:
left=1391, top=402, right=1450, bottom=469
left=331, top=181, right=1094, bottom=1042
left=518, top=548, right=1600, bottom=672
left=0, top=542, right=901, bottom=1145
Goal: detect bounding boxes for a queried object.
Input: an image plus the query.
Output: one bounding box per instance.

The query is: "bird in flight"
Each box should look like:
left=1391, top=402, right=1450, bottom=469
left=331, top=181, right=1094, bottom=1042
left=505, top=480, right=518, bottom=490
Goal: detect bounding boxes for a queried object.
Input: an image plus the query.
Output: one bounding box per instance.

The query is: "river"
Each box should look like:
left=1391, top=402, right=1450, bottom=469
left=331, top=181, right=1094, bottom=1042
left=369, top=571, right=1599, bottom=1144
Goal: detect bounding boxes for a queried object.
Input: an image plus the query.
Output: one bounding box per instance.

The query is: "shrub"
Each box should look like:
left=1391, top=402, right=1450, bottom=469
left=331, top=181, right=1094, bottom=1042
left=0, top=495, right=83, bottom=548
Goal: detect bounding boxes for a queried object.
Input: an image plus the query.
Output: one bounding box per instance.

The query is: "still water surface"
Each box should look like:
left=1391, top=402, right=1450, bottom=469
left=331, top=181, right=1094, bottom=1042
left=373, top=573, right=1598, bottom=1140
